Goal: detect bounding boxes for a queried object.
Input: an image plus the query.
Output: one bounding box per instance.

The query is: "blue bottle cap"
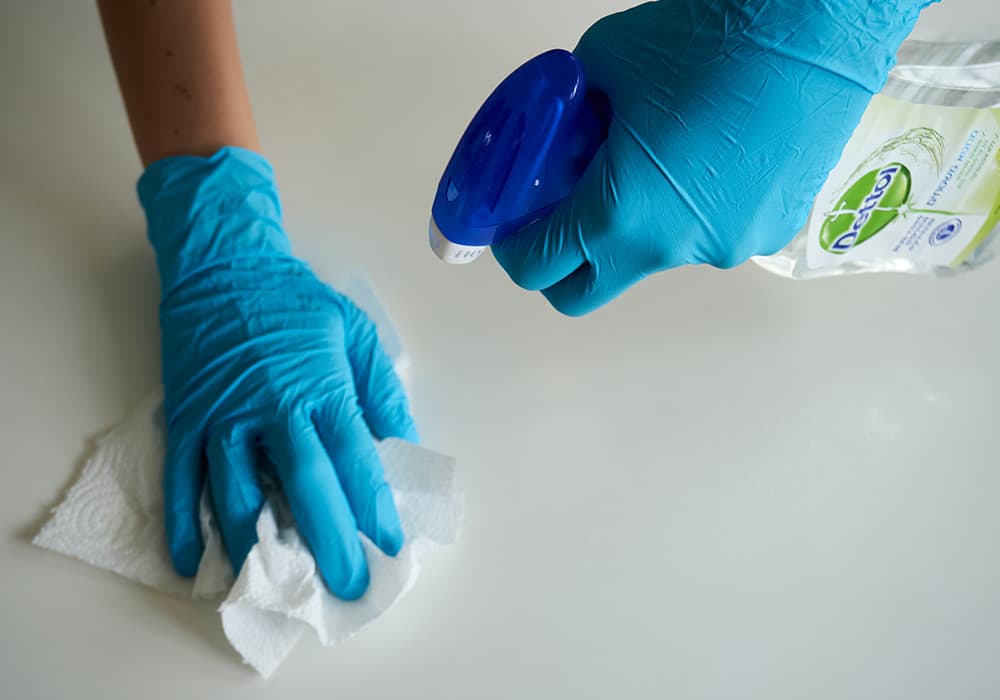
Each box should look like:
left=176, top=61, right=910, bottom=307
left=430, top=49, right=609, bottom=263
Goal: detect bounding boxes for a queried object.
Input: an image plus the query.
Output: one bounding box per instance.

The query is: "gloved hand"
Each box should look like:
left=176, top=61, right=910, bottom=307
left=138, top=147, right=416, bottom=600
left=493, top=0, right=932, bottom=315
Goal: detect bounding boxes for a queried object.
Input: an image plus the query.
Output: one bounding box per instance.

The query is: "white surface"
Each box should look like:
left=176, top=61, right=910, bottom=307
left=2, top=1, right=1000, bottom=698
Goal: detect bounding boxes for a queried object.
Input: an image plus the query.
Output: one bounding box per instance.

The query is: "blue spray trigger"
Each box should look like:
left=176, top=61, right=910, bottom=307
left=429, top=49, right=611, bottom=264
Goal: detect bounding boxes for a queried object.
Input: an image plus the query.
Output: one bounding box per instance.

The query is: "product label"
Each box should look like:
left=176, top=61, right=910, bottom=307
left=806, top=96, right=1000, bottom=270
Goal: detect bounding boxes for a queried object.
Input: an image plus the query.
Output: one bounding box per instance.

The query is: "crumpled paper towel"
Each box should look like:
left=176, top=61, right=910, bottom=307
left=32, top=278, right=462, bottom=678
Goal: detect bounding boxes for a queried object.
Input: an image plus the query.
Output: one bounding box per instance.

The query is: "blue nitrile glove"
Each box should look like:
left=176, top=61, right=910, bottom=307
left=493, top=0, right=933, bottom=315
left=138, top=147, right=417, bottom=600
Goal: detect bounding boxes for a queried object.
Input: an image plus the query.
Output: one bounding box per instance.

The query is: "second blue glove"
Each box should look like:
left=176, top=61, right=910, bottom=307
left=493, top=0, right=931, bottom=315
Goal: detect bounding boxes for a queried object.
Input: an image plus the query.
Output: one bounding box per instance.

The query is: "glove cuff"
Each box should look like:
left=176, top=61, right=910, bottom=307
left=137, top=146, right=292, bottom=296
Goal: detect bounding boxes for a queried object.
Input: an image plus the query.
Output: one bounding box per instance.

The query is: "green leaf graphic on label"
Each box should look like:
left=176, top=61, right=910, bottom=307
left=820, top=163, right=911, bottom=254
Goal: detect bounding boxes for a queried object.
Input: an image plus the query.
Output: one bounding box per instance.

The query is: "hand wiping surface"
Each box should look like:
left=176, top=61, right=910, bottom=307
left=32, top=279, right=462, bottom=678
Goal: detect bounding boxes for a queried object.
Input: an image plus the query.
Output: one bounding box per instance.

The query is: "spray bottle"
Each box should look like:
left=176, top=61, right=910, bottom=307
left=430, top=40, right=1000, bottom=279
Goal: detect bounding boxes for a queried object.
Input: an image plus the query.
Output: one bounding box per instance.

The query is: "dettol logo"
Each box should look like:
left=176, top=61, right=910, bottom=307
left=820, top=163, right=911, bottom=254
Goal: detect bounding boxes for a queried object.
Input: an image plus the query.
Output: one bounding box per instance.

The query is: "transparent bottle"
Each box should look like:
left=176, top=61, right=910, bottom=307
left=754, top=40, right=1000, bottom=279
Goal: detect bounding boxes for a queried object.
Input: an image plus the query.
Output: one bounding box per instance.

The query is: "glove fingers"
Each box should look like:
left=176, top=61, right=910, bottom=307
left=264, top=415, right=369, bottom=600
left=163, top=427, right=206, bottom=577
left=206, top=425, right=265, bottom=577
left=541, top=228, right=685, bottom=315
left=491, top=146, right=612, bottom=291
left=342, top=303, right=418, bottom=442
left=315, top=400, right=405, bottom=558
left=540, top=264, right=621, bottom=317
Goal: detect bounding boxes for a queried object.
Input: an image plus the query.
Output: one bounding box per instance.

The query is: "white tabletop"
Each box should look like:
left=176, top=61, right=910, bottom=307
left=3, top=1, right=999, bottom=698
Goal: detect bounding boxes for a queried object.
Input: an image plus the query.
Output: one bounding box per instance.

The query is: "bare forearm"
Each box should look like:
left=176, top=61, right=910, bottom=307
left=97, top=0, right=259, bottom=165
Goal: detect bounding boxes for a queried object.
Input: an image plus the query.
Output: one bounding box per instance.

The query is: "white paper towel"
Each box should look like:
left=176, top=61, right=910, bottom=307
left=32, top=279, right=462, bottom=678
